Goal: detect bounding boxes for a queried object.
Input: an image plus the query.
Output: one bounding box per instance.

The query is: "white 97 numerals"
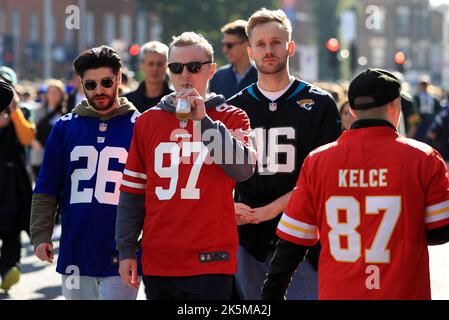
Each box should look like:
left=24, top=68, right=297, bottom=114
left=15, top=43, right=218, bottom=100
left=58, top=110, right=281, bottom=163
left=154, top=142, right=208, bottom=200
left=325, top=196, right=401, bottom=263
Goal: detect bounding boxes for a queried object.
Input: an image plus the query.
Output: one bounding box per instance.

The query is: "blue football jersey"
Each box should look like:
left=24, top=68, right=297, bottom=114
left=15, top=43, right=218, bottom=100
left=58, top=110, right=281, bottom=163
left=34, top=110, right=140, bottom=277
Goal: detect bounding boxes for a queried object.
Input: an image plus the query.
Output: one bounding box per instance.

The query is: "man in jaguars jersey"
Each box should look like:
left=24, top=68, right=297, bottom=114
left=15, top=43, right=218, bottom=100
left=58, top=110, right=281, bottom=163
left=228, top=8, right=341, bottom=300
left=30, top=46, right=141, bottom=299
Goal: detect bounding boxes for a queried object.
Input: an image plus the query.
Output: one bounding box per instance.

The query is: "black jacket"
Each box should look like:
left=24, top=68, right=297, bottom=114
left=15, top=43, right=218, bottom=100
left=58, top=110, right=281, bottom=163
left=123, top=81, right=172, bottom=113
left=0, top=108, right=33, bottom=236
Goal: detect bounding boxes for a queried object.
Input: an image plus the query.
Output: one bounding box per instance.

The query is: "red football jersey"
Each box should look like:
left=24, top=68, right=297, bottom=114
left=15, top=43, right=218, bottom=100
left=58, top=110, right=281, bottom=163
left=277, top=126, right=449, bottom=299
left=120, top=103, right=252, bottom=276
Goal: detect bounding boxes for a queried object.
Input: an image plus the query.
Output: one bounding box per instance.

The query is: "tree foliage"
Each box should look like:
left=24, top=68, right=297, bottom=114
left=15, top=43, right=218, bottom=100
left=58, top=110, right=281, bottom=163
left=137, top=0, right=280, bottom=66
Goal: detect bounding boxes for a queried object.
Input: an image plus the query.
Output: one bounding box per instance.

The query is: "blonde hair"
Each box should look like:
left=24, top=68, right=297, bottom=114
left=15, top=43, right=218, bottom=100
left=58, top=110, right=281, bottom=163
left=140, top=41, right=169, bottom=62
left=45, top=79, right=65, bottom=98
left=169, top=32, right=214, bottom=61
left=246, top=8, right=292, bottom=41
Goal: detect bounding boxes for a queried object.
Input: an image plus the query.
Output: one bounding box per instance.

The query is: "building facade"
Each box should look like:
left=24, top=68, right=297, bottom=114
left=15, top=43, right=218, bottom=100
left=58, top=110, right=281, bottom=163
left=0, top=0, right=157, bottom=79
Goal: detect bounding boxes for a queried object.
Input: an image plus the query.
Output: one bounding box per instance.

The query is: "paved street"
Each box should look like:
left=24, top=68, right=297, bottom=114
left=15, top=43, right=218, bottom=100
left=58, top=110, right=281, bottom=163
left=1, top=228, right=448, bottom=300
left=0, top=228, right=145, bottom=300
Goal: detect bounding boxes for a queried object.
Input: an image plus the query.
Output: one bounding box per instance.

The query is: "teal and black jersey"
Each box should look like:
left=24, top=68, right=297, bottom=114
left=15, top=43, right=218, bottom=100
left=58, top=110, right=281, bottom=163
left=34, top=110, right=140, bottom=276
left=228, top=79, right=341, bottom=260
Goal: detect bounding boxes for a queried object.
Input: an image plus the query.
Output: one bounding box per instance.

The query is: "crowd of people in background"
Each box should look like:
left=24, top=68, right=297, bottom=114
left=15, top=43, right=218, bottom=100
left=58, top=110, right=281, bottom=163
left=4, top=59, right=449, bottom=168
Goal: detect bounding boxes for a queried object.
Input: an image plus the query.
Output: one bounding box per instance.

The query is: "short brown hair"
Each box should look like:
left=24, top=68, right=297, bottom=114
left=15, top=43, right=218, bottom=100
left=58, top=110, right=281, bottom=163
left=246, top=8, right=292, bottom=41
left=221, top=19, right=248, bottom=41
left=73, top=45, right=122, bottom=78
left=169, top=32, right=214, bottom=61
left=140, top=41, right=169, bottom=62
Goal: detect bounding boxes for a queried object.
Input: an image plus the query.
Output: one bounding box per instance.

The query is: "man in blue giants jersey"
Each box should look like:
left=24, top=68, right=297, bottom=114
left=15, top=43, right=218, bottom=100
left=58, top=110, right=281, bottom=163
left=30, top=46, right=141, bottom=299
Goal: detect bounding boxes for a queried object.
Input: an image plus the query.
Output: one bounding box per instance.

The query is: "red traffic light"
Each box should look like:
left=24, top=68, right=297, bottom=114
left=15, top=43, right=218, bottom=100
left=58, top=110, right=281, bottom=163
left=326, top=38, right=340, bottom=53
left=129, top=44, right=140, bottom=57
left=394, top=51, right=406, bottom=65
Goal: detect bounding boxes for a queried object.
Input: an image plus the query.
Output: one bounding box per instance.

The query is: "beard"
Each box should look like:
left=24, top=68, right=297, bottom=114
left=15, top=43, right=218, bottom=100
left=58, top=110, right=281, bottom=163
left=255, top=53, right=288, bottom=75
left=84, top=88, right=117, bottom=111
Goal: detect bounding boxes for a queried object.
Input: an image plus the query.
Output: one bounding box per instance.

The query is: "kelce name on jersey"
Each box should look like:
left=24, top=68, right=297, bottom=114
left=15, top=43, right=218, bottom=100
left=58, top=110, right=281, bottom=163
left=338, top=169, right=388, bottom=188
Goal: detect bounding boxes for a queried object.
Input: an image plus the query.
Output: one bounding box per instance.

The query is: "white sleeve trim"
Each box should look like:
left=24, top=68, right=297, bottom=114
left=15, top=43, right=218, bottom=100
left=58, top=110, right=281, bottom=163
left=123, top=169, right=147, bottom=180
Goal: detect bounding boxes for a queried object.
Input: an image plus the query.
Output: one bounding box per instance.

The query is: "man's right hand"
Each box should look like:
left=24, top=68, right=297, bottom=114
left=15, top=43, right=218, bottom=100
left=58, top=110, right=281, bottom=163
left=35, top=243, right=54, bottom=263
left=235, top=202, right=256, bottom=225
left=119, top=259, right=139, bottom=289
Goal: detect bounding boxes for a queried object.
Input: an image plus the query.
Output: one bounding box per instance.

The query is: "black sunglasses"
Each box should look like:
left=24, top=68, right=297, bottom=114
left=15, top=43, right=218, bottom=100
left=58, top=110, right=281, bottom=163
left=83, top=77, right=115, bottom=91
left=221, top=41, right=245, bottom=50
left=168, top=61, right=212, bottom=74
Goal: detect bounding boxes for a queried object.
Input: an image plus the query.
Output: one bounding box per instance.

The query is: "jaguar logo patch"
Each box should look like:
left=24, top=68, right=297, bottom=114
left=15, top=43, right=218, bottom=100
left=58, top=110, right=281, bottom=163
left=297, top=99, right=315, bottom=111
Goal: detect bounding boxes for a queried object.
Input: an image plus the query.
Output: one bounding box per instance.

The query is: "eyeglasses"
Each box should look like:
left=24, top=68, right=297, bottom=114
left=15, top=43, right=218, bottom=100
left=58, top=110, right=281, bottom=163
left=83, top=77, right=115, bottom=91
left=221, top=41, right=245, bottom=50
left=168, top=61, right=212, bottom=74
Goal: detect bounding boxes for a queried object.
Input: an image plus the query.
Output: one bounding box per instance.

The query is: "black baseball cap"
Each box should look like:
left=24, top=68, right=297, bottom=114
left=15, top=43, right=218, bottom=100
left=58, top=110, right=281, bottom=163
left=348, top=68, right=401, bottom=110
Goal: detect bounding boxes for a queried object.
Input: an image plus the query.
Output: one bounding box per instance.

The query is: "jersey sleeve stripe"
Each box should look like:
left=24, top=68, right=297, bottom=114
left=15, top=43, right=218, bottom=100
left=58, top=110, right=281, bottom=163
left=121, top=179, right=145, bottom=189
left=276, top=229, right=318, bottom=247
left=279, top=218, right=317, bottom=235
left=425, top=211, right=449, bottom=224
left=123, top=169, right=147, bottom=180
left=426, top=206, right=449, bottom=217
left=281, top=213, right=318, bottom=231
left=426, top=199, right=449, bottom=212
left=277, top=221, right=318, bottom=240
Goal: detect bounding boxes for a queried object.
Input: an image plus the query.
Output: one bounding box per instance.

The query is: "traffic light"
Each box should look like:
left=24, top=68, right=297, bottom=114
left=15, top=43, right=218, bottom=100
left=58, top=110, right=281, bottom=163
left=394, top=51, right=406, bottom=73
left=2, top=35, right=14, bottom=68
left=129, top=44, right=140, bottom=72
left=326, top=38, right=340, bottom=80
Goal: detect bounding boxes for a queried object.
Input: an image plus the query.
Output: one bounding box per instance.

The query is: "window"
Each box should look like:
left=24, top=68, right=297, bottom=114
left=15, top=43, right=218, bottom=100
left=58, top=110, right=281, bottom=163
left=149, top=14, right=161, bottom=41
left=86, top=12, right=95, bottom=46
left=136, top=12, right=147, bottom=45
left=372, top=46, right=385, bottom=67
left=29, top=14, right=39, bottom=42
left=49, top=15, right=56, bottom=44
left=419, top=11, right=429, bottom=39
left=64, top=16, right=74, bottom=45
left=369, top=37, right=386, bottom=67
left=119, top=15, right=132, bottom=45
left=0, top=10, right=6, bottom=34
left=103, top=13, right=116, bottom=44
left=12, top=10, right=21, bottom=39
left=396, top=6, right=410, bottom=36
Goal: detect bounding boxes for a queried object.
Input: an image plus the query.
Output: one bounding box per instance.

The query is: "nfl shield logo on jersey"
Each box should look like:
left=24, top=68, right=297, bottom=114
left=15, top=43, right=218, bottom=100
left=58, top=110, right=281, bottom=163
left=99, top=122, right=107, bottom=132
left=269, top=102, right=277, bottom=112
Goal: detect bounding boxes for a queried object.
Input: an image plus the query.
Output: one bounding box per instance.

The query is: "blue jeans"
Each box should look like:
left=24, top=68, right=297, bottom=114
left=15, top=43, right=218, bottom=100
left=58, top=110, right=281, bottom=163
left=235, top=245, right=318, bottom=300
left=61, top=275, right=140, bottom=300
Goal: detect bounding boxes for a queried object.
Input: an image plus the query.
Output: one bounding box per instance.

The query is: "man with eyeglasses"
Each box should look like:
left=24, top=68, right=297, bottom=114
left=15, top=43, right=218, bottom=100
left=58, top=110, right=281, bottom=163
left=209, top=19, right=258, bottom=99
left=124, top=41, right=173, bottom=113
left=116, top=32, right=256, bottom=300
left=31, top=45, right=141, bottom=299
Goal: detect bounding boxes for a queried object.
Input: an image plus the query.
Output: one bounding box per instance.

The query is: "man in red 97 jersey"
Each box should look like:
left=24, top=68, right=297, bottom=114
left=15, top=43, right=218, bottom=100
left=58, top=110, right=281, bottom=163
left=115, top=32, right=256, bottom=300
left=261, top=68, right=449, bottom=300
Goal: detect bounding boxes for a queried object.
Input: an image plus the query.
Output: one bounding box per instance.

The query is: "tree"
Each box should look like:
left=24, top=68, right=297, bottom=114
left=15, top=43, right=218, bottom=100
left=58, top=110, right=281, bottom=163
left=136, top=0, right=280, bottom=66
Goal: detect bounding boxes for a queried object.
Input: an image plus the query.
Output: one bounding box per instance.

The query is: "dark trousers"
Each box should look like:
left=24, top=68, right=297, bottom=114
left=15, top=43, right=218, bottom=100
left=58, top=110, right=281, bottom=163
left=0, top=232, right=21, bottom=277
left=143, top=274, right=233, bottom=300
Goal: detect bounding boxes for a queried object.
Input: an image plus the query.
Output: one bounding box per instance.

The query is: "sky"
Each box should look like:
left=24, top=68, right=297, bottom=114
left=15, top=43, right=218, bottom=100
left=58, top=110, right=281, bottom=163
left=430, top=0, right=449, bottom=6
